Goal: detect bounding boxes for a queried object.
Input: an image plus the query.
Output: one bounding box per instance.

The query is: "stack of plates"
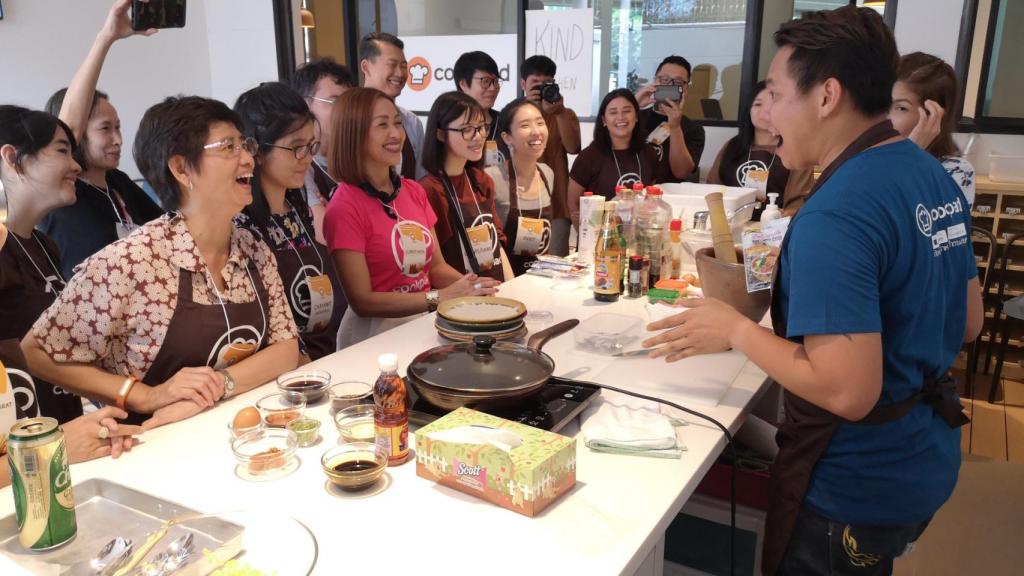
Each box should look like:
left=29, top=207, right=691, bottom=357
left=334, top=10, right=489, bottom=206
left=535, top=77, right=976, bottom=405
left=434, top=297, right=528, bottom=342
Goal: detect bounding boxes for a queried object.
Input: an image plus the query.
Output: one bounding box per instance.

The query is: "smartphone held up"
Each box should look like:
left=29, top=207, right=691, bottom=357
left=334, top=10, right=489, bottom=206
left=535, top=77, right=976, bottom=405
left=131, top=0, right=186, bottom=31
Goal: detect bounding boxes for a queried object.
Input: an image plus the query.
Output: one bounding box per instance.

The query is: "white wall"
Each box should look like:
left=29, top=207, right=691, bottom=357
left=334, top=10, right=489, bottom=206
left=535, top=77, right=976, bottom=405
left=0, top=0, right=279, bottom=179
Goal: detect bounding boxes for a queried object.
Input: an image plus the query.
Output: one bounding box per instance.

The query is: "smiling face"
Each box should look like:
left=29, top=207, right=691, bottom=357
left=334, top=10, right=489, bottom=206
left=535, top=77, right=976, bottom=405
left=889, top=80, right=922, bottom=139
left=750, top=88, right=774, bottom=134
left=364, top=97, right=406, bottom=170
left=82, top=98, right=122, bottom=171
left=442, top=109, right=487, bottom=164
left=462, top=71, right=501, bottom=110
left=258, top=120, right=316, bottom=192
left=182, top=121, right=256, bottom=214
left=602, top=96, right=638, bottom=144
left=6, top=126, right=82, bottom=211
left=501, top=103, right=547, bottom=161
left=361, top=42, right=408, bottom=99
left=765, top=46, right=823, bottom=170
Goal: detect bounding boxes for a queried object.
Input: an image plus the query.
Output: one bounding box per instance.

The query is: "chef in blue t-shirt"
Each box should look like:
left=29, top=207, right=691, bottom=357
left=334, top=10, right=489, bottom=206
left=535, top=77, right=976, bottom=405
left=643, top=8, right=982, bottom=576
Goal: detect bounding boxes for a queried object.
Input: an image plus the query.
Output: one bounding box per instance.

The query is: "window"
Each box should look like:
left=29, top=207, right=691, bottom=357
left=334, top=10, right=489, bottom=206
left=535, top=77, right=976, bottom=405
left=960, top=0, right=1024, bottom=132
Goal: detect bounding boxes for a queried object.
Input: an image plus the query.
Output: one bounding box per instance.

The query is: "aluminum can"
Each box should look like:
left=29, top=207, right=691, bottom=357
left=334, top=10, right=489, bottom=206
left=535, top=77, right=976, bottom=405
left=8, top=417, right=77, bottom=550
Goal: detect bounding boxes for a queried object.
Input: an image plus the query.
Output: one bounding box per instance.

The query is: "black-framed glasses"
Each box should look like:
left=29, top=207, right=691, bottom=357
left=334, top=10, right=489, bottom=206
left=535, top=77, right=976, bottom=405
left=445, top=124, right=491, bottom=141
left=263, top=140, right=321, bottom=160
left=655, top=75, right=692, bottom=89
left=203, top=136, right=259, bottom=157
left=473, top=76, right=502, bottom=89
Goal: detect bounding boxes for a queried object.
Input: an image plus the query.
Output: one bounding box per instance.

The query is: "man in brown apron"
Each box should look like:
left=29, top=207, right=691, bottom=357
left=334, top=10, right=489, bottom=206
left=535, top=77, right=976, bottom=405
left=643, top=7, right=982, bottom=575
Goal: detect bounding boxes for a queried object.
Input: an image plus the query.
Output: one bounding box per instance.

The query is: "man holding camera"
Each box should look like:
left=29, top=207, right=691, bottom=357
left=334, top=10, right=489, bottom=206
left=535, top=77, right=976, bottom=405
left=521, top=55, right=581, bottom=256
left=636, top=55, right=705, bottom=183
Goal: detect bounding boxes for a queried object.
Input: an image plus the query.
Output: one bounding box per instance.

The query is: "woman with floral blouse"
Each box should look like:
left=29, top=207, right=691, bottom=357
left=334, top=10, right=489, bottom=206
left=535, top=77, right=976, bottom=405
left=22, top=96, right=300, bottom=429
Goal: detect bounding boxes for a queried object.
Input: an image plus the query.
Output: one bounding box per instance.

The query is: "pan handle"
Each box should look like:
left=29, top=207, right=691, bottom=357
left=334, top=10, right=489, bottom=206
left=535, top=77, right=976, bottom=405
left=527, top=319, right=579, bottom=351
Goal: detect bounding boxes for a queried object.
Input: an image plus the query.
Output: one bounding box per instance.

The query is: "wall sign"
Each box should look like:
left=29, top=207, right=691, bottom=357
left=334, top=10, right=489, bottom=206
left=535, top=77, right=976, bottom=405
left=525, top=8, right=594, bottom=117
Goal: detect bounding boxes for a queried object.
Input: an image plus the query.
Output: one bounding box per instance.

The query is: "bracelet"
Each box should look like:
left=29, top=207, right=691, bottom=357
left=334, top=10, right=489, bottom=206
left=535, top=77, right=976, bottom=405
left=116, top=376, right=139, bottom=411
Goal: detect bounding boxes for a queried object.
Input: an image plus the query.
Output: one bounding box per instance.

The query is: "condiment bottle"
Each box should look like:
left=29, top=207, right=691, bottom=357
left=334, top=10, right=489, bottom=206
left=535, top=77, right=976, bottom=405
left=577, top=191, right=606, bottom=266
left=373, top=353, right=409, bottom=466
left=627, top=255, right=643, bottom=298
left=669, top=219, right=683, bottom=279
left=641, top=255, right=651, bottom=295
left=594, top=201, right=624, bottom=302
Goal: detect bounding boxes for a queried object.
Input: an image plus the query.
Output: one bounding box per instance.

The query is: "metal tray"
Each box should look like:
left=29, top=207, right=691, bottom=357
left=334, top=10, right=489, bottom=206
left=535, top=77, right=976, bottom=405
left=0, top=478, right=243, bottom=575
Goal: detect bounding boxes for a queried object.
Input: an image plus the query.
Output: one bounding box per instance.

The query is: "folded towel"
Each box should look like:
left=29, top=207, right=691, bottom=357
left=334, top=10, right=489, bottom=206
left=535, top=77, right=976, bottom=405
left=581, top=397, right=686, bottom=459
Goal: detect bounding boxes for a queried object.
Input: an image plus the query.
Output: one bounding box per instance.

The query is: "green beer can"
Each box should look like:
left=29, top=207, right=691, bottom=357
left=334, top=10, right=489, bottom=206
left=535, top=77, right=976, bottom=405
left=8, top=417, right=77, bottom=550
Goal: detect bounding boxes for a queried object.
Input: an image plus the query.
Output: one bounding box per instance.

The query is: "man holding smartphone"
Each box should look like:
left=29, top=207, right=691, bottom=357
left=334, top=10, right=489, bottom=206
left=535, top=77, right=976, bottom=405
left=635, top=55, right=705, bottom=183
left=520, top=55, right=581, bottom=256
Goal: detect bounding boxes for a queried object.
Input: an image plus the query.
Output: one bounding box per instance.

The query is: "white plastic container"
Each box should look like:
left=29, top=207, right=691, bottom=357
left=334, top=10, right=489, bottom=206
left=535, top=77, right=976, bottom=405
left=658, top=182, right=760, bottom=227
left=989, top=152, right=1024, bottom=183
left=577, top=193, right=606, bottom=266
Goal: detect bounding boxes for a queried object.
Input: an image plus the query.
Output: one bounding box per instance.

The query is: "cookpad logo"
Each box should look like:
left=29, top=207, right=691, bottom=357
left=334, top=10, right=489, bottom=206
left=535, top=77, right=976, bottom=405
left=407, top=57, right=431, bottom=91
left=915, top=197, right=963, bottom=238
left=915, top=203, right=932, bottom=236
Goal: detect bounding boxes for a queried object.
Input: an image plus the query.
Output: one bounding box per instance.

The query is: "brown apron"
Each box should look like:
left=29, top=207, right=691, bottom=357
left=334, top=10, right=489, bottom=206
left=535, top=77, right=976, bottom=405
left=761, top=121, right=970, bottom=575
left=400, top=137, right=417, bottom=180
left=130, top=261, right=270, bottom=425
left=503, top=165, right=553, bottom=276
left=439, top=171, right=504, bottom=281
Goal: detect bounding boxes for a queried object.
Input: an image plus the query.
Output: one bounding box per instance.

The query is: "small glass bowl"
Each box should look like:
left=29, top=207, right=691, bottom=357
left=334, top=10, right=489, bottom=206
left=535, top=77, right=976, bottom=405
left=333, top=404, right=376, bottom=444
left=321, top=442, right=388, bottom=491
left=231, top=428, right=298, bottom=477
left=256, top=391, right=306, bottom=428
left=286, top=417, right=322, bottom=447
left=227, top=420, right=264, bottom=441
left=277, top=369, right=331, bottom=404
left=327, top=381, right=373, bottom=411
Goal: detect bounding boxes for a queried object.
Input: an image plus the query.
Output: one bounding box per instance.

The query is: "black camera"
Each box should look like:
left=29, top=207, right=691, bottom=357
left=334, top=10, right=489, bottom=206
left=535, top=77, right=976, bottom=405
left=539, top=82, right=561, bottom=104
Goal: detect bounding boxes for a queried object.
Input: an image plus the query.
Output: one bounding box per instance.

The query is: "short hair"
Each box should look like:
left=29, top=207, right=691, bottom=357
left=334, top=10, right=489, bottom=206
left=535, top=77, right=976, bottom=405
left=234, top=82, right=315, bottom=230
left=453, top=51, right=500, bottom=92
left=897, top=52, right=960, bottom=159
left=421, top=91, right=487, bottom=176
left=44, top=87, right=110, bottom=168
left=134, top=96, right=243, bottom=211
left=655, top=55, right=692, bottom=78
left=327, top=87, right=396, bottom=185
left=521, top=55, right=557, bottom=79
left=774, top=5, right=897, bottom=117
left=593, top=88, right=645, bottom=154
left=290, top=58, right=355, bottom=98
left=0, top=105, right=76, bottom=172
left=359, top=32, right=404, bottom=63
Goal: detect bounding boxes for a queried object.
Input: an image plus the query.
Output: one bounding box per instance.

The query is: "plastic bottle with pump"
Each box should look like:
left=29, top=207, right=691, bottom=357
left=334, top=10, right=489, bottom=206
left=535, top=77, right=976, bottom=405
left=760, top=192, right=781, bottom=224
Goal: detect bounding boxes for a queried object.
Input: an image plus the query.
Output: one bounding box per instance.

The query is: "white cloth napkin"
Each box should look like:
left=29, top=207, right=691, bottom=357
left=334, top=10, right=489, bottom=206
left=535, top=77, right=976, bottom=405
left=580, top=397, right=686, bottom=459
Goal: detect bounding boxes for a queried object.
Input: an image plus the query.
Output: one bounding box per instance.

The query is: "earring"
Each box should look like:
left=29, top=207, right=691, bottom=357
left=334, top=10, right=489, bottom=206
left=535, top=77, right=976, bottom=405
left=188, top=179, right=194, bottom=193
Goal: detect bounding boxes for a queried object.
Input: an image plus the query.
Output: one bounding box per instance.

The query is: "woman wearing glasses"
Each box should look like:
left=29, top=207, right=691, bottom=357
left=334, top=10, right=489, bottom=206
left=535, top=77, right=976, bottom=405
left=233, top=82, right=346, bottom=361
left=323, top=88, right=500, bottom=348
left=23, top=96, right=300, bottom=429
left=41, top=0, right=164, bottom=278
left=420, top=92, right=512, bottom=281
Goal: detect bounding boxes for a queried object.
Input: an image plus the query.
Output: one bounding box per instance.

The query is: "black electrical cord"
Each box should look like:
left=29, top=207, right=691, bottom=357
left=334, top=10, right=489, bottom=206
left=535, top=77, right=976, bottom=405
left=577, top=380, right=738, bottom=576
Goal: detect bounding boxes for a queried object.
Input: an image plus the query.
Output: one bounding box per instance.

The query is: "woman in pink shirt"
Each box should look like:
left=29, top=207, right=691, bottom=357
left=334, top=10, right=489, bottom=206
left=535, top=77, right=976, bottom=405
left=323, top=88, right=500, bottom=348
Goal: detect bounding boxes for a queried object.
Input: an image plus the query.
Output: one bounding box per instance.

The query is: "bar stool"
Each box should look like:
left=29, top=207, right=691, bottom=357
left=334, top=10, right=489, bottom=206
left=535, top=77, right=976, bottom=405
left=987, top=232, right=1024, bottom=402
left=965, top=227, right=998, bottom=400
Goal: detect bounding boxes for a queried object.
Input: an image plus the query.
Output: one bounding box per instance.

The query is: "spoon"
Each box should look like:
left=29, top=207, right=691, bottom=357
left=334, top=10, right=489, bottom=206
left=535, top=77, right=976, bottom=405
left=90, top=537, right=133, bottom=576
left=159, top=534, right=195, bottom=575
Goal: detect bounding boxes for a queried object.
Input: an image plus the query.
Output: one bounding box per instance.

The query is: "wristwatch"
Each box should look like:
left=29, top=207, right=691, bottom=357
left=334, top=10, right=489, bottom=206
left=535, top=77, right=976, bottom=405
left=426, top=290, right=440, bottom=312
left=217, top=369, right=237, bottom=400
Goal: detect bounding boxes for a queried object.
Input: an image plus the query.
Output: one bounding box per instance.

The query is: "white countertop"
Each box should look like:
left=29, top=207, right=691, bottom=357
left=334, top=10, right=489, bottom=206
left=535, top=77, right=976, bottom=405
left=0, top=274, right=770, bottom=576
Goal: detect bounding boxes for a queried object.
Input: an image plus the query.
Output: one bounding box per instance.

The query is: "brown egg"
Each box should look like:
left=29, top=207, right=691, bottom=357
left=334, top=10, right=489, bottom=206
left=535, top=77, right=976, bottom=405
left=232, top=407, right=261, bottom=431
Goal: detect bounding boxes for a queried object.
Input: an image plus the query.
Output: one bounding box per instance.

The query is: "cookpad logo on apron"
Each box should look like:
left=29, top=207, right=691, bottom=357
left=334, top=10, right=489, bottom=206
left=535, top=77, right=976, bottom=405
left=207, top=325, right=262, bottom=370
left=514, top=217, right=551, bottom=256
left=737, top=160, right=770, bottom=193
left=616, top=172, right=643, bottom=188
left=391, top=220, right=433, bottom=277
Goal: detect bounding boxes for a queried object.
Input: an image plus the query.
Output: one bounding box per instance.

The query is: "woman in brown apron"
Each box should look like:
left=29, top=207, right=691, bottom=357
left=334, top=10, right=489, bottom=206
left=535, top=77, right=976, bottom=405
left=420, top=91, right=512, bottom=282
left=23, top=96, right=301, bottom=429
left=487, top=98, right=555, bottom=277
left=0, top=106, right=84, bottom=423
left=234, top=82, right=346, bottom=361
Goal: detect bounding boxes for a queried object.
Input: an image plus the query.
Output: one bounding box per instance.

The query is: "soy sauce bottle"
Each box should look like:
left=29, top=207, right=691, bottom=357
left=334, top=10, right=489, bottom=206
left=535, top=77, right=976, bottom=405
left=373, top=353, right=409, bottom=466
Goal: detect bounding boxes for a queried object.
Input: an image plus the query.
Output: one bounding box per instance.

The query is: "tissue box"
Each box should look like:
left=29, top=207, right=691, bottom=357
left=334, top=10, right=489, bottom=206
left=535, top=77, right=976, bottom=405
left=415, top=407, right=576, bottom=517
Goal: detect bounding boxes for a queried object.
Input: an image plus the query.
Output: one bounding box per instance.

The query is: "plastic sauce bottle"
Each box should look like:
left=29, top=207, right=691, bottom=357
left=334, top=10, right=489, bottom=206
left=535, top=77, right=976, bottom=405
left=761, top=192, right=781, bottom=224
left=373, top=353, right=409, bottom=466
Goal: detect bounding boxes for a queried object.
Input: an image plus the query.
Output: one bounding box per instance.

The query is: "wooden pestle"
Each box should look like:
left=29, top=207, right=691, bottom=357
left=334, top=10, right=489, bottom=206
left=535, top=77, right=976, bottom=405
left=704, top=190, right=738, bottom=263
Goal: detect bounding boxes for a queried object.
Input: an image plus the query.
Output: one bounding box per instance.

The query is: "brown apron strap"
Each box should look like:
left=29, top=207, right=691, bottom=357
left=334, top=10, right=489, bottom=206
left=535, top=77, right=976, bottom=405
left=855, top=375, right=969, bottom=428
left=400, top=137, right=417, bottom=180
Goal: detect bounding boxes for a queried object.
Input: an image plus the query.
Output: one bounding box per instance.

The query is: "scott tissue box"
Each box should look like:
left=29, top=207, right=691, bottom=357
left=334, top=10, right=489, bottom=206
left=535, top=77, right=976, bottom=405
left=415, top=407, right=576, bottom=517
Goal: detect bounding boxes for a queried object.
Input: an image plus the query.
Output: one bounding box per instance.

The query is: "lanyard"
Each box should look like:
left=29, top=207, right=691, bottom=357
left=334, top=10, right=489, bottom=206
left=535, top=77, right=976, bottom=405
left=270, top=203, right=326, bottom=274
left=746, top=146, right=778, bottom=172
left=441, top=171, right=483, bottom=224
left=10, top=231, right=66, bottom=292
left=612, top=150, right=643, bottom=184
left=204, top=262, right=267, bottom=345
left=80, top=178, right=132, bottom=227
left=508, top=161, right=546, bottom=219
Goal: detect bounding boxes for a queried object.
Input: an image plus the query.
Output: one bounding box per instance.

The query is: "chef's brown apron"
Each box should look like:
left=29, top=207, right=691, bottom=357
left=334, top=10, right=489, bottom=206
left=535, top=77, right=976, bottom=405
left=761, top=121, right=970, bottom=576
left=400, top=137, right=417, bottom=180
left=130, top=261, right=270, bottom=425
left=268, top=230, right=346, bottom=360
left=439, top=171, right=505, bottom=281
left=503, top=165, right=553, bottom=276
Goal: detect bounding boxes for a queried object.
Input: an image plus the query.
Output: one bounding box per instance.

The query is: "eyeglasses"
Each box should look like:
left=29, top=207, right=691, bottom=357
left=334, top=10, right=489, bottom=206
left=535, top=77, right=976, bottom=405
left=203, top=136, right=259, bottom=157
left=263, top=140, right=321, bottom=160
left=446, top=124, right=491, bottom=141
left=655, top=75, right=692, bottom=89
left=309, top=95, right=336, bottom=105
left=473, top=76, right=502, bottom=89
